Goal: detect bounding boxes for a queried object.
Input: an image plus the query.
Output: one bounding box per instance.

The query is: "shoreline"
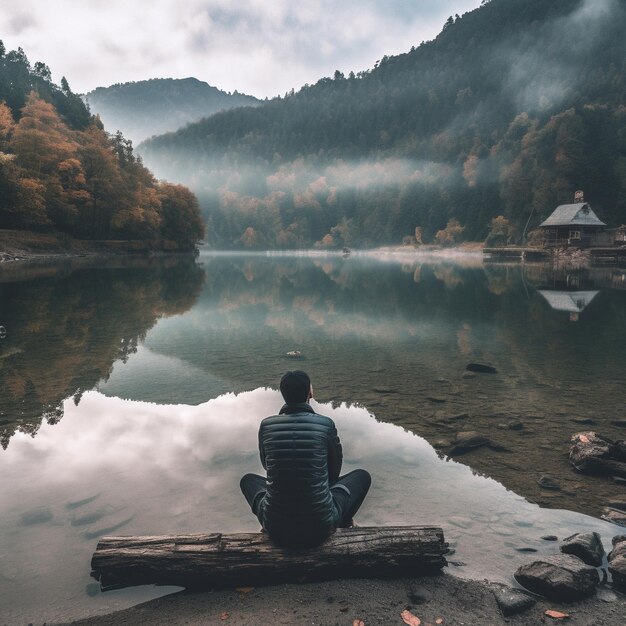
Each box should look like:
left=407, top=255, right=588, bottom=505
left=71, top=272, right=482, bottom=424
left=60, top=572, right=626, bottom=626
left=0, top=229, right=197, bottom=266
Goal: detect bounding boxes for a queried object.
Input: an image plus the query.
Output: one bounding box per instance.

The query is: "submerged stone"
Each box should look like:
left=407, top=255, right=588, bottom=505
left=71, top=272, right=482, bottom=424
left=20, top=507, right=53, bottom=526
left=537, top=475, right=561, bottom=490
left=466, top=363, right=497, bottom=374
left=449, top=431, right=490, bottom=455
left=560, top=532, right=605, bottom=566
left=514, top=554, right=599, bottom=601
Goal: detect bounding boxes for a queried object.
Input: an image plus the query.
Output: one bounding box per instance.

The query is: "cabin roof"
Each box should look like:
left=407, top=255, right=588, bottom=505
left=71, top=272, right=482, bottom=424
left=539, top=203, right=606, bottom=228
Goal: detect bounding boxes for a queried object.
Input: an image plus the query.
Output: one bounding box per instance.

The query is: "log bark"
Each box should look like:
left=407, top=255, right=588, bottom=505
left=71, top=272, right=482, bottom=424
left=91, top=525, right=447, bottom=591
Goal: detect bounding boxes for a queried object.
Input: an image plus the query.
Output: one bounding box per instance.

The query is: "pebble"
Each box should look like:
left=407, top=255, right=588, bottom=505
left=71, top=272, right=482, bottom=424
left=541, top=535, right=559, bottom=541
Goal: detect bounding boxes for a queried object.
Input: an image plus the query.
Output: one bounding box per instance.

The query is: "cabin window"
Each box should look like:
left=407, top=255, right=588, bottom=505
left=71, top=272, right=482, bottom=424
left=569, top=230, right=581, bottom=240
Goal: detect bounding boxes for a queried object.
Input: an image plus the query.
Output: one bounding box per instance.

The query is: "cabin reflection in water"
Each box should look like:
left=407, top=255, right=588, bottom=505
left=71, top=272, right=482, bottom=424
left=525, top=265, right=626, bottom=322
left=537, top=290, right=599, bottom=322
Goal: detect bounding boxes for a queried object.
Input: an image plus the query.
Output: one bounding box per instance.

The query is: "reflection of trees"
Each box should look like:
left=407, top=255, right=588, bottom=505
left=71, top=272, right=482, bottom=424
left=0, top=258, right=204, bottom=448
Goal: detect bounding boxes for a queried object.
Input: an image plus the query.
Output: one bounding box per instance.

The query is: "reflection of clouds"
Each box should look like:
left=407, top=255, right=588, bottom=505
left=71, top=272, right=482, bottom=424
left=1, top=388, right=621, bottom=623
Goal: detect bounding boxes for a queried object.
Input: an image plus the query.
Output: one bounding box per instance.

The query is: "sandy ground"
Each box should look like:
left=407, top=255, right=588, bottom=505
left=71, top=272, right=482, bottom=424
left=59, top=574, right=626, bottom=626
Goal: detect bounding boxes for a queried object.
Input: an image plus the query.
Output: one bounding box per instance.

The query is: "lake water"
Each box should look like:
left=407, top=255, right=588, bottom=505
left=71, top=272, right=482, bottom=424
left=1, top=252, right=625, bottom=624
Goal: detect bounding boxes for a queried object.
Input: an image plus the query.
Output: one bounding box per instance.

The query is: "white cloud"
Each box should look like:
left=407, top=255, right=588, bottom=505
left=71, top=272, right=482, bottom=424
left=0, top=0, right=481, bottom=97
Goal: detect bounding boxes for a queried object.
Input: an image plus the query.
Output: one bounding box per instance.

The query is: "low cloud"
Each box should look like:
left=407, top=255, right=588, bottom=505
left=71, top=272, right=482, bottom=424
left=0, top=0, right=480, bottom=97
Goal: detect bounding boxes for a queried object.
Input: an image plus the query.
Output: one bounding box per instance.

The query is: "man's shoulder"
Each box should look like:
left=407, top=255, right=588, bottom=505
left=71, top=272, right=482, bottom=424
left=261, top=409, right=336, bottom=428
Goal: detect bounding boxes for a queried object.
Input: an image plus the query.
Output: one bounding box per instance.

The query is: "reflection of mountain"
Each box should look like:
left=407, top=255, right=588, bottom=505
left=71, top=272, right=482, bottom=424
left=0, top=258, right=204, bottom=448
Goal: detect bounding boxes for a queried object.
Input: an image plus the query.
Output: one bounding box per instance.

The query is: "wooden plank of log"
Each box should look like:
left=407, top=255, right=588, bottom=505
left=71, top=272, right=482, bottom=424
left=91, top=525, right=447, bottom=591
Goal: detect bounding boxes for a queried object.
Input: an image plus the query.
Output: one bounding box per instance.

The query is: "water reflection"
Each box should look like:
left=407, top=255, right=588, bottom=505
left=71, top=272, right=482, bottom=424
left=0, top=258, right=204, bottom=448
left=0, top=388, right=621, bottom=624
left=2, top=254, right=625, bottom=542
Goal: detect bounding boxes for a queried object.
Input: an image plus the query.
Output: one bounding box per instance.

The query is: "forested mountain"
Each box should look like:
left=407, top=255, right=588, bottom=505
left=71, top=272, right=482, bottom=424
left=0, top=44, right=204, bottom=251
left=85, top=78, right=260, bottom=144
left=139, top=0, right=626, bottom=249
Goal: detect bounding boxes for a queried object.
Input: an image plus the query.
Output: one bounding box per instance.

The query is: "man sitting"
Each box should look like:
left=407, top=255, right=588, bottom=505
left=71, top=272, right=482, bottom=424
left=240, top=370, right=371, bottom=547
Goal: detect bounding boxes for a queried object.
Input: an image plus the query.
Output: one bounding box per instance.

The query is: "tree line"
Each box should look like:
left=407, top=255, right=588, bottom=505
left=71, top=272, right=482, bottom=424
left=140, top=0, right=625, bottom=248
left=0, top=43, right=205, bottom=251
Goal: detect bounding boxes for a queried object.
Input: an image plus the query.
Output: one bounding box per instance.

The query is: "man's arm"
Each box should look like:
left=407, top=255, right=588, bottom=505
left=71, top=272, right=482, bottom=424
left=258, top=424, right=267, bottom=470
left=328, top=423, right=343, bottom=481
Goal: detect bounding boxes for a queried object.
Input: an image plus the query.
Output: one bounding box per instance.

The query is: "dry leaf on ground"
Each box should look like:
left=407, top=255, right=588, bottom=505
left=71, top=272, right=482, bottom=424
left=235, top=586, right=254, bottom=594
left=353, top=620, right=365, bottom=626
left=219, top=611, right=229, bottom=621
left=401, top=609, right=421, bottom=626
left=545, top=609, right=570, bottom=619
left=436, top=619, right=444, bottom=625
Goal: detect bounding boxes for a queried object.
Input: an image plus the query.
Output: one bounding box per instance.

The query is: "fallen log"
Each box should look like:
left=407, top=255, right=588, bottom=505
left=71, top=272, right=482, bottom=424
left=91, top=525, right=447, bottom=591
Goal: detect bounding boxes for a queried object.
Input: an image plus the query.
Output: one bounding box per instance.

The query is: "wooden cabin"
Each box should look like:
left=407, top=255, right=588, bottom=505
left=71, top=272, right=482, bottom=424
left=539, top=200, right=607, bottom=248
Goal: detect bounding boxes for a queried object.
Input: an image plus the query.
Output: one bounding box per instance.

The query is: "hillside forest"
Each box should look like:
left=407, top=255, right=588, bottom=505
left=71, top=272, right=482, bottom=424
left=0, top=43, right=205, bottom=252
left=139, top=0, right=626, bottom=249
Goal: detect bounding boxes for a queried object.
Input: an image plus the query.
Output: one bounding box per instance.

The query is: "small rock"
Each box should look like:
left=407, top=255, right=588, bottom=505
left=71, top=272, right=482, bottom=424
left=515, top=547, right=538, bottom=553
left=406, top=586, right=432, bottom=604
left=613, top=476, right=626, bottom=485
left=507, top=420, right=525, bottom=430
left=596, top=587, right=617, bottom=602
left=542, top=535, right=559, bottom=541
left=492, top=586, right=536, bottom=617
left=426, top=396, right=446, bottom=403
left=571, top=417, right=597, bottom=425
left=435, top=378, right=451, bottom=384
left=445, top=412, right=470, bottom=421
left=466, top=363, right=497, bottom=374
left=514, top=554, right=600, bottom=601
left=602, top=508, right=626, bottom=527
left=537, top=475, right=561, bottom=491
left=560, top=532, right=605, bottom=566
left=20, top=507, right=53, bottom=526
left=432, top=439, right=452, bottom=449
left=461, top=372, right=476, bottom=379
left=85, top=582, right=100, bottom=597
left=285, top=350, right=303, bottom=358
left=608, top=536, right=626, bottom=588
left=449, top=431, right=490, bottom=456
left=605, top=499, right=626, bottom=512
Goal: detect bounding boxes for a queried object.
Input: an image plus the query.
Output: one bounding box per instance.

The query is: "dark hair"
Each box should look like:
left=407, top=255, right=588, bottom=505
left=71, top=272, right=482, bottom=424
left=280, top=370, right=311, bottom=403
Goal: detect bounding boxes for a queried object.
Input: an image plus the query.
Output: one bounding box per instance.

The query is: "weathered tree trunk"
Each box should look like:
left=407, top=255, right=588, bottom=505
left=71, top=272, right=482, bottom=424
left=91, top=526, right=447, bottom=591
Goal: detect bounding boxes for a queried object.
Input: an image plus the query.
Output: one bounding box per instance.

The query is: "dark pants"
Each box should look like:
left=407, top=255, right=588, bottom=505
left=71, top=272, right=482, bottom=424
left=240, top=469, right=371, bottom=528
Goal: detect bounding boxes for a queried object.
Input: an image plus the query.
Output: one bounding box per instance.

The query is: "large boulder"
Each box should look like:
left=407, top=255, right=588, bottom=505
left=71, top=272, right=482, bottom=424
left=608, top=536, right=626, bottom=588
left=514, top=554, right=599, bottom=601
left=560, top=532, right=605, bottom=566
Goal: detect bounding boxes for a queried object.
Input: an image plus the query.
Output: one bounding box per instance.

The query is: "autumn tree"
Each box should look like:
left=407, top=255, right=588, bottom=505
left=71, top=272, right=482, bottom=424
left=435, top=218, right=465, bottom=247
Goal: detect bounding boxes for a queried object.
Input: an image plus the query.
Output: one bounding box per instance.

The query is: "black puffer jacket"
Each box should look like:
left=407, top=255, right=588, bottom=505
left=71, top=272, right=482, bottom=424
left=258, top=402, right=343, bottom=546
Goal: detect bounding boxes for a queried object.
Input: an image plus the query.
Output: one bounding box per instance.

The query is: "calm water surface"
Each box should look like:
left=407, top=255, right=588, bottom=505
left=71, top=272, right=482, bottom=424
left=1, top=253, right=625, bottom=624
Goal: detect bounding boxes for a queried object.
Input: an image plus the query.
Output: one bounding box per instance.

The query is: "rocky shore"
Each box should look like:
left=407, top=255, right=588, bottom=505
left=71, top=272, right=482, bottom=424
left=62, top=572, right=626, bottom=626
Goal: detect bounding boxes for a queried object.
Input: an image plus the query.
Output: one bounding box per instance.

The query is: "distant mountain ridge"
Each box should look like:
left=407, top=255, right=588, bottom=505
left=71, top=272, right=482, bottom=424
left=138, top=0, right=625, bottom=249
left=85, top=77, right=260, bottom=144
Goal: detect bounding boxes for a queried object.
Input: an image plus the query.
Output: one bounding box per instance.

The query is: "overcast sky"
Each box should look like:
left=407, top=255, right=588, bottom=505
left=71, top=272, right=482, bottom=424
left=0, top=0, right=481, bottom=98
